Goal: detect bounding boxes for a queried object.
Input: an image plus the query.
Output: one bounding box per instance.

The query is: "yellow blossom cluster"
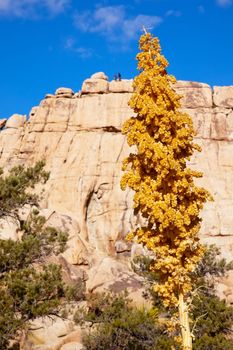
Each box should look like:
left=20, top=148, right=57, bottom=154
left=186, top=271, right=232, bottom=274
left=121, top=33, right=212, bottom=307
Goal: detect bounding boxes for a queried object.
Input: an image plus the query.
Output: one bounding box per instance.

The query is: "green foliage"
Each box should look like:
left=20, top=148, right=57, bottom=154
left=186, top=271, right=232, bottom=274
left=1, top=264, right=65, bottom=347
left=132, top=245, right=233, bottom=349
left=0, top=161, right=49, bottom=221
left=191, top=244, right=233, bottom=290
left=0, top=162, right=84, bottom=349
left=79, top=247, right=233, bottom=350
left=191, top=246, right=233, bottom=349
left=192, top=295, right=233, bottom=338
left=193, top=334, right=233, bottom=350
left=74, top=293, right=177, bottom=350
left=0, top=211, right=68, bottom=274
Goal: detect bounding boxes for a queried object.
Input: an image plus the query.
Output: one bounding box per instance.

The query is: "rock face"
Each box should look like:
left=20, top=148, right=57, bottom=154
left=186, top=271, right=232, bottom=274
left=109, top=79, right=134, bottom=93
left=1, top=76, right=233, bottom=257
left=174, top=81, right=212, bottom=108
left=2, top=73, right=233, bottom=349
left=213, top=86, right=233, bottom=108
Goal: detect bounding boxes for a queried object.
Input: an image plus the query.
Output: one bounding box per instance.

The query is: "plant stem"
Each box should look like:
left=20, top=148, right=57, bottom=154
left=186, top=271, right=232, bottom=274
left=179, top=292, right=192, bottom=350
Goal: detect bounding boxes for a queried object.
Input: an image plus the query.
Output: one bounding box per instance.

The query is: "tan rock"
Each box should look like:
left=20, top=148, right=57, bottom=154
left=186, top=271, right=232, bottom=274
left=68, top=93, right=132, bottom=130
left=0, top=217, right=19, bottom=240
left=26, top=317, right=75, bottom=346
left=45, top=93, right=55, bottom=99
left=213, top=86, right=233, bottom=107
left=0, top=128, right=23, bottom=166
left=5, top=114, right=26, bottom=128
left=109, top=79, right=134, bottom=93
left=115, top=240, right=131, bottom=253
left=91, top=71, right=108, bottom=80
left=40, top=209, right=89, bottom=265
left=60, top=342, right=83, bottom=350
left=86, top=256, right=143, bottom=293
left=174, top=80, right=212, bottom=108
left=1, top=84, right=233, bottom=250
left=81, top=78, right=109, bottom=94
left=1, top=80, right=233, bottom=329
left=1, top=84, right=232, bottom=254
left=55, top=87, right=74, bottom=98
left=181, top=108, right=212, bottom=139
left=208, top=108, right=233, bottom=141
left=29, top=107, right=38, bottom=118
left=73, top=91, right=82, bottom=98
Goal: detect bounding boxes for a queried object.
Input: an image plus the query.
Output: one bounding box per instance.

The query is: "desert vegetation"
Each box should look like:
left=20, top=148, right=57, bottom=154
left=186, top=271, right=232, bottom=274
left=0, top=162, right=84, bottom=349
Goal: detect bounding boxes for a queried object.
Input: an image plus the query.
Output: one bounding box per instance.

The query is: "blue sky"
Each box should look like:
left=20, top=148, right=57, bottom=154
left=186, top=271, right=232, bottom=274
left=0, top=0, right=232, bottom=117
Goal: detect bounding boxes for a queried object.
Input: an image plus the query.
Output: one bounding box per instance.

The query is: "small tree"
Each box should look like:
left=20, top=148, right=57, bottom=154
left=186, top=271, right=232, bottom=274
left=121, top=32, right=211, bottom=349
left=0, top=162, right=84, bottom=349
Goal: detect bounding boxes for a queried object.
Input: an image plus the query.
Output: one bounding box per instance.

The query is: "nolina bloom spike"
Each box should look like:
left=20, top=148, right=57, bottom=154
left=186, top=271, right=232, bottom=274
left=121, top=32, right=212, bottom=350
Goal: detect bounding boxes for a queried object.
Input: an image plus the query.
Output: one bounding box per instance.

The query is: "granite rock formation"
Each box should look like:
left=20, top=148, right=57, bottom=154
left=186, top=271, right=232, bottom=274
left=1, top=75, right=232, bottom=255
left=1, top=73, right=233, bottom=349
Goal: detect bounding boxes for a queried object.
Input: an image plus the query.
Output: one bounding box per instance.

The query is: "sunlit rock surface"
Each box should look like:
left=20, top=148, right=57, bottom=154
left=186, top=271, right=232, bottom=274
left=1, top=73, right=233, bottom=349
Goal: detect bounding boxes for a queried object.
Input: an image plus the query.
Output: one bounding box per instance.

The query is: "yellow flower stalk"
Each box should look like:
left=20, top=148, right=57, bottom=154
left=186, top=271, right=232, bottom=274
left=121, top=32, right=212, bottom=350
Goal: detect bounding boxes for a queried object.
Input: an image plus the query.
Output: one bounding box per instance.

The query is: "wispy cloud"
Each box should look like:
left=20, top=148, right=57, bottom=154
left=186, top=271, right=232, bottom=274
left=0, top=0, right=70, bottom=18
left=64, top=37, right=93, bottom=59
left=165, top=10, right=182, bottom=17
left=75, top=6, right=125, bottom=34
left=216, top=0, right=232, bottom=7
left=74, top=5, right=162, bottom=46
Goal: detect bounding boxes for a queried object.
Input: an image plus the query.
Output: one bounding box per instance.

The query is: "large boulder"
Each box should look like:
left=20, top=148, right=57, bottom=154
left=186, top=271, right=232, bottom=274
left=213, top=86, right=233, bottom=108
left=23, top=318, right=82, bottom=350
left=174, top=81, right=212, bottom=108
left=86, top=256, right=143, bottom=293
left=55, top=87, right=74, bottom=98
left=109, top=79, right=134, bottom=93
left=0, top=217, right=19, bottom=240
left=91, top=72, right=108, bottom=80
left=5, top=114, right=26, bottom=129
left=82, top=78, right=109, bottom=94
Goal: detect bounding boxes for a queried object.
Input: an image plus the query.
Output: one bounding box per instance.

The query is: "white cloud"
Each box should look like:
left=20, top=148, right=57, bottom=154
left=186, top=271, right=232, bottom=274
left=165, top=10, right=182, bottom=17
left=64, top=37, right=93, bottom=59
left=74, top=6, right=162, bottom=44
left=216, top=0, right=232, bottom=7
left=74, top=6, right=125, bottom=35
left=0, top=0, right=70, bottom=17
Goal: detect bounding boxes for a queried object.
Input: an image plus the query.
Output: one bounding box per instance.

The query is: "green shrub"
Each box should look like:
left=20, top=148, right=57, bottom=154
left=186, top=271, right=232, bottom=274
left=73, top=245, right=233, bottom=350
left=0, top=162, right=84, bottom=349
left=74, top=292, right=178, bottom=350
left=193, top=334, right=233, bottom=350
left=132, top=245, right=233, bottom=350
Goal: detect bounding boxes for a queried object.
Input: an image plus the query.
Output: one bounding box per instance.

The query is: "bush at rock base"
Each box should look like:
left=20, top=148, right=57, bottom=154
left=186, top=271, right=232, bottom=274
left=0, top=162, right=85, bottom=349
left=74, top=292, right=177, bottom=350
left=74, top=245, right=233, bottom=350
